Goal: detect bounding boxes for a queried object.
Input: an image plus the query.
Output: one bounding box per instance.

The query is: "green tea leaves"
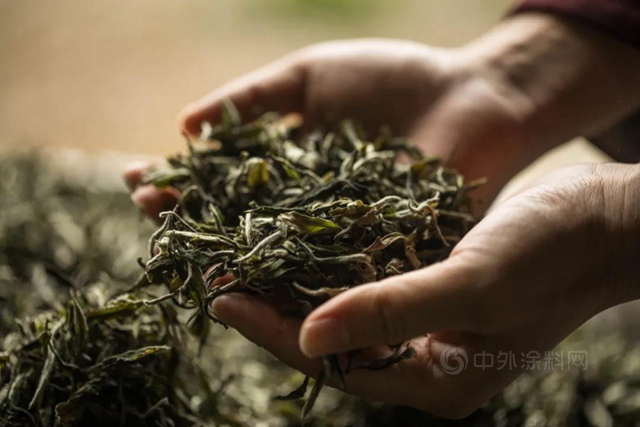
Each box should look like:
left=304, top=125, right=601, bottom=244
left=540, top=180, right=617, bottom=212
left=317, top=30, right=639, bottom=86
left=141, top=102, right=480, bottom=420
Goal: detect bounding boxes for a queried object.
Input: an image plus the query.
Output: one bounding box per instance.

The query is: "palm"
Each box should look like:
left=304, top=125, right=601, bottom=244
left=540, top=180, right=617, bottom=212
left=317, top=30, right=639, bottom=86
left=296, top=41, right=533, bottom=206
left=209, top=166, right=606, bottom=418
left=292, top=40, right=447, bottom=136
left=168, top=40, right=540, bottom=211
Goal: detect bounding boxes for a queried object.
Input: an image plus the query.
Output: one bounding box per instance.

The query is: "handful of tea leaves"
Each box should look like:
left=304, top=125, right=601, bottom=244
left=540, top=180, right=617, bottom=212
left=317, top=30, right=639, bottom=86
left=141, top=103, right=483, bottom=417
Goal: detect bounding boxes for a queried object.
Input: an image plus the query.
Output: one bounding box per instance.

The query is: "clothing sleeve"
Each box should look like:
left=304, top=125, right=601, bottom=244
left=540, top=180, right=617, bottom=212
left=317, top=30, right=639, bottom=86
left=514, top=0, right=640, bottom=162
left=513, top=0, right=640, bottom=49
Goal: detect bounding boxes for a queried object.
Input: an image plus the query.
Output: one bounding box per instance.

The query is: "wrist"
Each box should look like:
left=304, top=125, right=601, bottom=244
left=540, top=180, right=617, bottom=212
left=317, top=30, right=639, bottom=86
left=460, top=12, right=640, bottom=151
left=598, top=164, right=640, bottom=305
left=539, top=164, right=640, bottom=315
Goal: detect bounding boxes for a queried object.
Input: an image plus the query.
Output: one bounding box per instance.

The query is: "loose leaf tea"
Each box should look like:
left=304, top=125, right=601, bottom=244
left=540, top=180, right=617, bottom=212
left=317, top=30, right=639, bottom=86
left=2, top=291, right=194, bottom=426
left=0, top=154, right=236, bottom=427
left=140, top=103, right=483, bottom=418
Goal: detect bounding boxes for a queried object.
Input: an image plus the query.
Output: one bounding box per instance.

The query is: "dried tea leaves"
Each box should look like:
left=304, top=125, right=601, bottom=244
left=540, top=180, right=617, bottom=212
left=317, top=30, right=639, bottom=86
left=140, top=103, right=482, bottom=418
left=0, top=154, right=234, bottom=427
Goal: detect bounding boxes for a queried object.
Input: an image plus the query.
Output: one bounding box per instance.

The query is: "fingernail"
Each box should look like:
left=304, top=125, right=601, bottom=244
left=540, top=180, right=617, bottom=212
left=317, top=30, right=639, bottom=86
left=299, top=318, right=350, bottom=358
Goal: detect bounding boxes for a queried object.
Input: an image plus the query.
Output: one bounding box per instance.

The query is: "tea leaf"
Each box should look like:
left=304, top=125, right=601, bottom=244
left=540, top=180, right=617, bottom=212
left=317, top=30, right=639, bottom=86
left=247, top=159, right=270, bottom=188
left=279, top=212, right=341, bottom=235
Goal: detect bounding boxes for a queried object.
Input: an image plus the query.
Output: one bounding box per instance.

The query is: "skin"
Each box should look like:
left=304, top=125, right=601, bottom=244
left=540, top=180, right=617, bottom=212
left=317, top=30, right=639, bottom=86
left=124, top=12, right=640, bottom=419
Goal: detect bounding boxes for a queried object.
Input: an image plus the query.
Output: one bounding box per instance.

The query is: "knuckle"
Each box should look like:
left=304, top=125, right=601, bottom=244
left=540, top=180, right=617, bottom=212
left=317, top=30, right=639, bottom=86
left=176, top=104, right=198, bottom=133
left=370, top=283, right=407, bottom=344
left=288, top=44, right=323, bottom=66
left=450, top=259, right=501, bottom=333
left=464, top=287, right=494, bottom=332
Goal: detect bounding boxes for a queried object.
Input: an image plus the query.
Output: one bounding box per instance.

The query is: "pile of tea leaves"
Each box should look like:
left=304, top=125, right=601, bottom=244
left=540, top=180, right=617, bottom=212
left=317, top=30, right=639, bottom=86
left=0, top=154, right=235, bottom=427
left=139, top=103, right=482, bottom=416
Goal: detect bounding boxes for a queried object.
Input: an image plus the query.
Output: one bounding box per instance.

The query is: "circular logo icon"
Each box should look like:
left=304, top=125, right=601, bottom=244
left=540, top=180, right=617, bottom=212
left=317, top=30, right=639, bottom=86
left=440, top=347, right=468, bottom=375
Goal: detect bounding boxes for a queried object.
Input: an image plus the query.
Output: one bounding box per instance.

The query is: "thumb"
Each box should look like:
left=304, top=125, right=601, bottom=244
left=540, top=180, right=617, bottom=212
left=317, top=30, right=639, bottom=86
left=178, top=55, right=307, bottom=136
left=298, top=256, right=483, bottom=357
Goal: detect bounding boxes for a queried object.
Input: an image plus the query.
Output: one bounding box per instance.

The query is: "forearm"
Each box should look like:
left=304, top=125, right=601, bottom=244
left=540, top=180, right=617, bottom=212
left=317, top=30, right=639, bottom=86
left=462, top=13, right=640, bottom=153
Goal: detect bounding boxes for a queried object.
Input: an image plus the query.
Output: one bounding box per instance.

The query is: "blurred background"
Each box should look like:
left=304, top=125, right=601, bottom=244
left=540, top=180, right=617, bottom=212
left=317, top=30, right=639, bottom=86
left=2, top=4, right=639, bottom=424
left=0, top=0, right=606, bottom=187
left=0, top=0, right=512, bottom=155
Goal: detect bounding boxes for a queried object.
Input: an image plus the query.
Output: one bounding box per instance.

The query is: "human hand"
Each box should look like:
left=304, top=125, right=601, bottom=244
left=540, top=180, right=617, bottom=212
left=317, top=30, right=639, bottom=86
left=125, top=38, right=529, bottom=215
left=208, top=163, right=640, bottom=418
left=121, top=26, right=530, bottom=216
left=125, top=13, right=640, bottom=220
left=122, top=11, right=640, bottom=418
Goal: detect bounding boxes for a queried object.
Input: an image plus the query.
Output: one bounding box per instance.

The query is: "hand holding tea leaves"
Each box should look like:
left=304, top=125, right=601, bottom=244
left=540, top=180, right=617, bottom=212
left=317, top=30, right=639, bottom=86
left=127, top=14, right=640, bottom=217
left=126, top=38, right=534, bottom=212
left=126, top=103, right=640, bottom=420
left=129, top=101, right=484, bottom=419
left=125, top=12, right=640, bottom=421
left=209, top=163, right=640, bottom=418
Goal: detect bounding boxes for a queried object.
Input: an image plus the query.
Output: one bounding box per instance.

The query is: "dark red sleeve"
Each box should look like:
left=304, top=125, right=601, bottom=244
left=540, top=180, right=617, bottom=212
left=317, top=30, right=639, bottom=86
left=514, top=0, right=640, bottom=49
left=514, top=0, right=640, bottom=162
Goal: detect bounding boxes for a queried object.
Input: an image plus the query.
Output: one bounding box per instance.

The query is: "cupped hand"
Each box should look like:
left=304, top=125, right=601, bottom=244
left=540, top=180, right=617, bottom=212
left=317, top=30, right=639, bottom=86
left=120, top=13, right=640, bottom=418
left=125, top=37, right=540, bottom=218
left=208, top=163, right=639, bottom=418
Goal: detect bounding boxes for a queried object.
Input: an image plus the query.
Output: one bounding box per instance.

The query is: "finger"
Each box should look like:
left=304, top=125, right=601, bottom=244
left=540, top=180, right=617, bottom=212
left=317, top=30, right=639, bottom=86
left=131, top=185, right=179, bottom=222
left=299, top=255, right=484, bottom=357
left=123, top=161, right=153, bottom=191
left=210, top=293, right=321, bottom=375
left=210, top=293, right=517, bottom=418
left=208, top=273, right=234, bottom=289
left=178, top=57, right=307, bottom=136
left=209, top=294, right=448, bottom=404
left=212, top=295, right=505, bottom=415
